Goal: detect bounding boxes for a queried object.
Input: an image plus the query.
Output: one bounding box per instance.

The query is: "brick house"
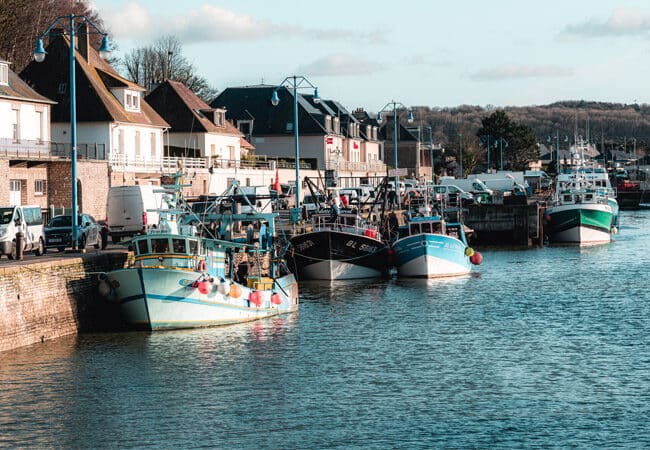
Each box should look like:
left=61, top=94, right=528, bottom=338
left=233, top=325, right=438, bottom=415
left=0, top=58, right=56, bottom=208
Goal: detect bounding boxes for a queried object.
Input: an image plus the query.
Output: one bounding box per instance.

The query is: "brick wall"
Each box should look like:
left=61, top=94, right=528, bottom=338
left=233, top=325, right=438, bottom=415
left=0, top=251, right=129, bottom=353
left=47, top=160, right=110, bottom=220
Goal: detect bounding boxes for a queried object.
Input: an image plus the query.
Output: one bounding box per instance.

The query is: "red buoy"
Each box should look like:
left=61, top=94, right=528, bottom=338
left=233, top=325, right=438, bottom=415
left=198, top=280, right=211, bottom=294
left=470, top=252, right=483, bottom=265
left=249, top=290, right=262, bottom=307
left=270, top=293, right=282, bottom=305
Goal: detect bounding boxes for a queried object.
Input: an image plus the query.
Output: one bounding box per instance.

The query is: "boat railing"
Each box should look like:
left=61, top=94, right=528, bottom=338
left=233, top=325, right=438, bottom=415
left=311, top=213, right=378, bottom=237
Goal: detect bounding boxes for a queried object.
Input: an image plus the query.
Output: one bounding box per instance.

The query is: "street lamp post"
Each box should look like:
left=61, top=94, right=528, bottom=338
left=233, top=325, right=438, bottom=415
left=377, top=101, right=413, bottom=204
left=33, top=15, right=110, bottom=250
left=458, top=132, right=463, bottom=178
left=494, top=137, right=508, bottom=171
left=271, top=76, right=320, bottom=219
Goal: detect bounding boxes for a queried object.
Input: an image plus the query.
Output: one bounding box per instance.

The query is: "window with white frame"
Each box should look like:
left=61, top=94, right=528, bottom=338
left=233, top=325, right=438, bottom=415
left=0, top=62, right=8, bottom=86
left=36, top=111, right=43, bottom=143
left=124, top=90, right=141, bottom=112
left=11, top=109, right=19, bottom=141
left=214, top=109, right=225, bottom=127
left=150, top=132, right=156, bottom=158
left=35, top=179, right=46, bottom=196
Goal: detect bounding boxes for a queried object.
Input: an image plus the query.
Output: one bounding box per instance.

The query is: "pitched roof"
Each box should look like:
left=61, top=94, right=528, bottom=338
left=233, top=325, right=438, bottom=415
left=0, top=61, right=55, bottom=104
left=145, top=80, right=243, bottom=137
left=20, top=36, right=168, bottom=128
left=211, top=85, right=328, bottom=135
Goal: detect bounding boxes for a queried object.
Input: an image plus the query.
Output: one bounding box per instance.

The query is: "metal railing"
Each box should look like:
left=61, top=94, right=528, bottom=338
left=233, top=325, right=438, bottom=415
left=327, top=159, right=387, bottom=172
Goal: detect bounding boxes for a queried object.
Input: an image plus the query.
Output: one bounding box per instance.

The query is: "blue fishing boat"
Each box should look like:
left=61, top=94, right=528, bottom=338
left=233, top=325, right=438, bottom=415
left=99, top=176, right=298, bottom=331
left=390, top=197, right=480, bottom=278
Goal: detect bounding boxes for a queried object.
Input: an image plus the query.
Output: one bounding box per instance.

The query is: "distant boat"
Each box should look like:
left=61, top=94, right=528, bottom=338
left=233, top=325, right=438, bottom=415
left=390, top=197, right=479, bottom=278
left=544, top=171, right=615, bottom=245
left=99, top=176, right=298, bottom=331
left=289, top=207, right=388, bottom=280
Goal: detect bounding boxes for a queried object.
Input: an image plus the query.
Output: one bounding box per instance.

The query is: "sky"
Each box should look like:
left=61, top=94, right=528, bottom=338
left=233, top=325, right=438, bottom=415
left=90, top=0, right=650, bottom=113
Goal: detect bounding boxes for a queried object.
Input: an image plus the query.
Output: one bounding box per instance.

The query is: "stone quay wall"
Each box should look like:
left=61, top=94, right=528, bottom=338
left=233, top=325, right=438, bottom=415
left=0, top=252, right=129, bottom=353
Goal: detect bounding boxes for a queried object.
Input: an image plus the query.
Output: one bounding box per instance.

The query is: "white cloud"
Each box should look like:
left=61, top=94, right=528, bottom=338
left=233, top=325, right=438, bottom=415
left=100, top=3, right=378, bottom=44
left=560, top=8, right=650, bottom=39
left=470, top=65, right=573, bottom=81
left=296, top=54, right=382, bottom=77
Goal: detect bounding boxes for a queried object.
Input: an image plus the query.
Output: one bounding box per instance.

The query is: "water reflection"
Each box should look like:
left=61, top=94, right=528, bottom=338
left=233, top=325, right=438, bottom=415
left=0, top=210, right=647, bottom=448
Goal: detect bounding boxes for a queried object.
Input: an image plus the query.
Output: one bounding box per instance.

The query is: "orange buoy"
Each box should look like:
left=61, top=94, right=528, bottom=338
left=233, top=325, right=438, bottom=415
left=229, top=283, right=242, bottom=298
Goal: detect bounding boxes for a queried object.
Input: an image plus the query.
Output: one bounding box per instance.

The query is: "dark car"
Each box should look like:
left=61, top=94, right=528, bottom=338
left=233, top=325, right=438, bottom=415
left=44, top=214, right=102, bottom=251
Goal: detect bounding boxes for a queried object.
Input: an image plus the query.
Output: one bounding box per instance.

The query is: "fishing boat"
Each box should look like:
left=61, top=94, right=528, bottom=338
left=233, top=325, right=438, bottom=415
left=544, top=171, right=615, bottom=244
left=98, top=176, right=298, bottom=331
left=390, top=196, right=480, bottom=278
left=289, top=207, right=388, bottom=280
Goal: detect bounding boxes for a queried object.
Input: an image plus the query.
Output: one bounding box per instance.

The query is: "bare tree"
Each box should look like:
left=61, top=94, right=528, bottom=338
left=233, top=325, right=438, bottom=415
left=0, top=0, right=107, bottom=72
left=119, top=35, right=218, bottom=102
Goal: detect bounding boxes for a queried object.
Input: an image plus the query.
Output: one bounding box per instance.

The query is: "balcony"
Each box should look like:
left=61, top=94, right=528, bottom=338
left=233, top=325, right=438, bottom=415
left=326, top=159, right=387, bottom=173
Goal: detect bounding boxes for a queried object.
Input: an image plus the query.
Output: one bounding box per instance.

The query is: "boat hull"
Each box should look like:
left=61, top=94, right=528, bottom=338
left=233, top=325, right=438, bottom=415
left=392, top=233, right=471, bottom=278
left=106, top=268, right=298, bottom=331
left=290, top=230, right=388, bottom=280
left=545, top=203, right=613, bottom=244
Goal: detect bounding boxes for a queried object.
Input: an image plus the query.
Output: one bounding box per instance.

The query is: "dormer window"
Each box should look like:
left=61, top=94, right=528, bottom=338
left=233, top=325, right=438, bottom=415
left=125, top=90, right=140, bottom=112
left=214, top=109, right=225, bottom=127
left=0, top=61, right=8, bottom=86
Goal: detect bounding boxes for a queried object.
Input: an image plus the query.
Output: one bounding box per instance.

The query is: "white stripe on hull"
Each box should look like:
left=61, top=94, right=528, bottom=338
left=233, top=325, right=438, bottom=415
left=551, top=225, right=611, bottom=244
left=397, top=254, right=471, bottom=278
left=300, top=260, right=382, bottom=280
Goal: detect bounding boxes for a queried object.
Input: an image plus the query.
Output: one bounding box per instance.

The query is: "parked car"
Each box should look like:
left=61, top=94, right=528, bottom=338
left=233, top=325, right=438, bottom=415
left=44, top=214, right=102, bottom=251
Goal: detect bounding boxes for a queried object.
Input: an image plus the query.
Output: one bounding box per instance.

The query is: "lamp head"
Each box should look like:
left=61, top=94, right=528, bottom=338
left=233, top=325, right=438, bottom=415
left=33, top=38, right=47, bottom=63
left=98, top=35, right=111, bottom=60
left=376, top=111, right=383, bottom=123
left=271, top=90, right=280, bottom=106
left=313, top=87, right=321, bottom=104
left=407, top=110, right=414, bottom=123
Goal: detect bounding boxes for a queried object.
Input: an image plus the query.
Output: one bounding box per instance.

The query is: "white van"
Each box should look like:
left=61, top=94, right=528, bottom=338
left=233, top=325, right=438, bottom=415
left=429, top=184, right=474, bottom=205
left=0, top=205, right=45, bottom=258
left=106, top=185, right=167, bottom=243
left=440, top=177, right=493, bottom=202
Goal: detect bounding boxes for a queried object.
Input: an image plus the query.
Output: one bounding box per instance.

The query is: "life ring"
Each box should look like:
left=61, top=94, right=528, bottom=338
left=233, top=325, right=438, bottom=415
left=197, top=259, right=207, bottom=272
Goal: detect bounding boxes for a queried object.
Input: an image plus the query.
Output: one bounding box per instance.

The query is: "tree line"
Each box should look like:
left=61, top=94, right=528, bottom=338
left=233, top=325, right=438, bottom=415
left=1, top=0, right=647, bottom=171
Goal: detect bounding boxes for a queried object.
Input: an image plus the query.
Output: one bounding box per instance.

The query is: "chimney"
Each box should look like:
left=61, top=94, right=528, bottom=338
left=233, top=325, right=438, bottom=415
left=77, top=23, right=90, bottom=62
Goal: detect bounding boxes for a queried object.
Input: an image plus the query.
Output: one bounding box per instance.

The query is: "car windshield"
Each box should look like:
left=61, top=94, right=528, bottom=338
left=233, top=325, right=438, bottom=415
left=0, top=207, right=14, bottom=225
left=49, top=216, right=81, bottom=227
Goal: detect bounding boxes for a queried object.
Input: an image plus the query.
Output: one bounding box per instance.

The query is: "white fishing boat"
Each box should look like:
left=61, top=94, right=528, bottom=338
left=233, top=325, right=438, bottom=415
left=98, top=175, right=298, bottom=331
left=545, top=171, right=615, bottom=245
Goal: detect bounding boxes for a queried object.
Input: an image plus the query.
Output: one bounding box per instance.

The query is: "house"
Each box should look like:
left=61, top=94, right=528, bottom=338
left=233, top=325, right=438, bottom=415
left=0, top=58, right=55, bottom=206
left=20, top=27, right=169, bottom=191
left=379, top=114, right=421, bottom=178
left=145, top=80, right=252, bottom=166
left=211, top=85, right=386, bottom=181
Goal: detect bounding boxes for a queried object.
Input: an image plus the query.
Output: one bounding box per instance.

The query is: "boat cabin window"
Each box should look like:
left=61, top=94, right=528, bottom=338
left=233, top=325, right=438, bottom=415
left=152, top=238, right=170, bottom=253
left=172, top=238, right=186, bottom=253
left=189, top=239, right=198, bottom=255
left=585, top=194, right=593, bottom=201
left=574, top=195, right=582, bottom=203
left=410, top=224, right=419, bottom=234
left=421, top=223, right=432, bottom=234
left=563, top=194, right=572, bottom=202
left=136, top=240, right=149, bottom=255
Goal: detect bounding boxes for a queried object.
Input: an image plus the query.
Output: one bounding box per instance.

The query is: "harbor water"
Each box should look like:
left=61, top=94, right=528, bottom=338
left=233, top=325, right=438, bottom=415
left=1, top=210, right=649, bottom=448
